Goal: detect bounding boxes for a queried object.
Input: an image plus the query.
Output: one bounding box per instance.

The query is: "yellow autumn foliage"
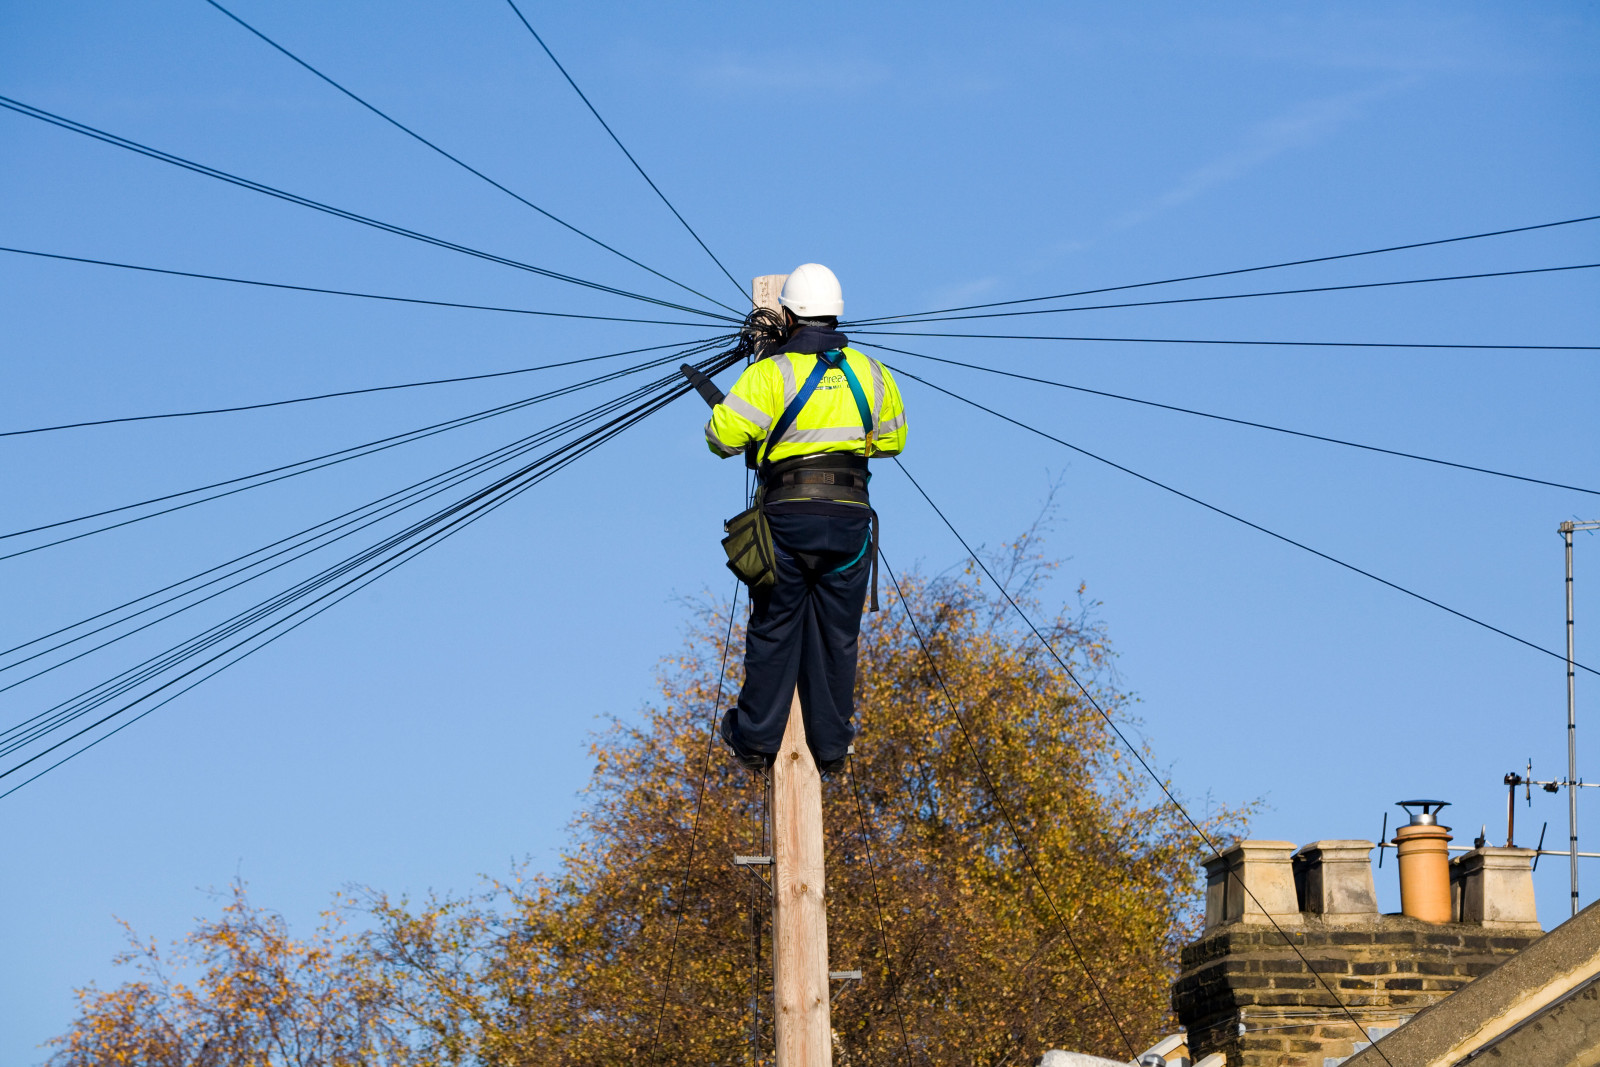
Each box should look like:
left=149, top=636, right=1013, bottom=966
left=49, top=883, right=409, bottom=1067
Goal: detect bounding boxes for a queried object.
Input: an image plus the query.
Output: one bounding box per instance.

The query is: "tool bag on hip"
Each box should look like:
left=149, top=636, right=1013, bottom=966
left=721, top=484, right=777, bottom=591
left=720, top=350, right=855, bottom=591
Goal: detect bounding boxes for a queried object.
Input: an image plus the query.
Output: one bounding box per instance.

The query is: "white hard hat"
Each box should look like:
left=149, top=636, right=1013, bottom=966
left=779, top=263, right=844, bottom=318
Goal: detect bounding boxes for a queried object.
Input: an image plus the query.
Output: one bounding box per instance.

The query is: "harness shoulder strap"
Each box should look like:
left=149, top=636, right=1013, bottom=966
left=759, top=352, right=834, bottom=464
left=834, top=352, right=875, bottom=435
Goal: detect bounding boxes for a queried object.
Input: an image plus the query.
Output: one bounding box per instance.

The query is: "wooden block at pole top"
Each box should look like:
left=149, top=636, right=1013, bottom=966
left=771, top=688, right=832, bottom=1067
left=752, top=274, right=789, bottom=313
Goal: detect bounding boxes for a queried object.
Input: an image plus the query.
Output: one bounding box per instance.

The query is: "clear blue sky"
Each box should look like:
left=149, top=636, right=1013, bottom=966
left=2, top=1, right=1597, bottom=1059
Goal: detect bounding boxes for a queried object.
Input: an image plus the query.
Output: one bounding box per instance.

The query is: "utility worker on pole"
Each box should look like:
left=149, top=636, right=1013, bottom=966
left=704, top=264, right=908, bottom=773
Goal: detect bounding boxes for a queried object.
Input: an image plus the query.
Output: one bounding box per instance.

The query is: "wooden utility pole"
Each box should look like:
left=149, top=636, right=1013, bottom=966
left=748, top=274, right=833, bottom=1067
left=751, top=273, right=788, bottom=327
left=771, top=690, right=832, bottom=1067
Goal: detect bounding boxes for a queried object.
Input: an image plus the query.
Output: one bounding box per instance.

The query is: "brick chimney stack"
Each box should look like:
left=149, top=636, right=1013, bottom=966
left=1173, top=838, right=1542, bottom=1066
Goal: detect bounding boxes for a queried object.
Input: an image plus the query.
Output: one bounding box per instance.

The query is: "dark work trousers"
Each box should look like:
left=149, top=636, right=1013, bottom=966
left=721, top=505, right=874, bottom=766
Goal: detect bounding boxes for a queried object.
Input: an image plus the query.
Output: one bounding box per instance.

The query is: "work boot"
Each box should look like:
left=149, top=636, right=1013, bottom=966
left=730, top=748, right=772, bottom=773
left=721, top=708, right=772, bottom=773
left=816, top=754, right=848, bottom=775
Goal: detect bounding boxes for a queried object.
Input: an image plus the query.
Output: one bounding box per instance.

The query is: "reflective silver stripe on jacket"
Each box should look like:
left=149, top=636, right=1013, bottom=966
left=721, top=393, right=772, bottom=431
left=773, top=353, right=797, bottom=408
left=865, top=356, right=886, bottom=427
left=875, top=411, right=907, bottom=435
left=782, top=425, right=874, bottom=445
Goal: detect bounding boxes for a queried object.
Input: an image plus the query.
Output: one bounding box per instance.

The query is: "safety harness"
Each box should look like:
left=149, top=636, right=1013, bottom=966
left=721, top=349, right=881, bottom=610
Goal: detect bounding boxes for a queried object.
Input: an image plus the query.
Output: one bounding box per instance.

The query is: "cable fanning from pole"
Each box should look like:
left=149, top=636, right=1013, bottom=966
left=0, top=379, right=686, bottom=789
left=3, top=341, right=721, bottom=438
left=849, top=327, right=1600, bottom=352
left=871, top=353, right=1600, bottom=681
left=0, top=246, right=731, bottom=330
left=0, top=340, right=726, bottom=672
left=0, top=345, right=730, bottom=707
left=501, top=0, right=747, bottom=300
left=0, top=340, right=749, bottom=792
left=0, top=360, right=713, bottom=758
left=888, top=462, right=1394, bottom=1065
left=846, top=263, right=1600, bottom=327
left=0, top=340, right=726, bottom=555
left=848, top=212, right=1600, bottom=324
left=201, top=0, right=740, bottom=316
left=878, top=345, right=1600, bottom=497
left=0, top=94, right=740, bottom=322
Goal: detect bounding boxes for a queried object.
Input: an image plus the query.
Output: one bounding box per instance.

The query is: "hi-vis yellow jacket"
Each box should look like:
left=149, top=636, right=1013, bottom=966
left=705, top=346, right=907, bottom=463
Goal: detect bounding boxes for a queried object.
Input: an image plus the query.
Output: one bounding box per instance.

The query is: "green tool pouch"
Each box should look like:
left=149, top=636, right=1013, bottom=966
left=721, top=487, right=777, bottom=591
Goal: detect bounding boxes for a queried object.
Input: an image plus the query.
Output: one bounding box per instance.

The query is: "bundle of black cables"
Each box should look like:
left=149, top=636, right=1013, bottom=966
left=0, top=330, right=757, bottom=797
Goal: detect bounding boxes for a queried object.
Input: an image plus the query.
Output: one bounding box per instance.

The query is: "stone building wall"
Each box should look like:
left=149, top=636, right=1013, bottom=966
left=1173, top=916, right=1539, bottom=1065
left=1171, top=838, right=1541, bottom=1066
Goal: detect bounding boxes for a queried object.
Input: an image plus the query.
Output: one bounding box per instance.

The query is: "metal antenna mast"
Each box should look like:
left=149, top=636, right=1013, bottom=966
left=1561, top=520, right=1600, bottom=917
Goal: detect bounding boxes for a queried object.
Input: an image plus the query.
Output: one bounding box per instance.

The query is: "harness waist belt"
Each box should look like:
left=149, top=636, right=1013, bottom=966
left=763, top=467, right=870, bottom=505
left=777, top=468, right=868, bottom=488
left=761, top=452, right=870, bottom=504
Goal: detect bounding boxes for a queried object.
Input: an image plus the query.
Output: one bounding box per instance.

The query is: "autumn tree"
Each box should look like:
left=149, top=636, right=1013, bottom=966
left=359, top=535, right=1249, bottom=1066
left=52, top=536, right=1248, bottom=1066
left=47, top=882, right=409, bottom=1067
